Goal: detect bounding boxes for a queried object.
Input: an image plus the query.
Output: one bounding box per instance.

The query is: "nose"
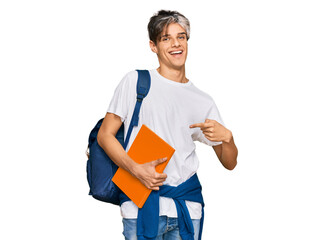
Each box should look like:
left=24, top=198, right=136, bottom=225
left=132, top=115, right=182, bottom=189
left=171, top=38, right=180, bottom=47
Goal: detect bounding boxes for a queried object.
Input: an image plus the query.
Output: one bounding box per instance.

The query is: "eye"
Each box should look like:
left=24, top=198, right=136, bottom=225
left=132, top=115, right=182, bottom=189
left=161, top=37, right=170, bottom=41
left=178, top=35, right=186, bottom=40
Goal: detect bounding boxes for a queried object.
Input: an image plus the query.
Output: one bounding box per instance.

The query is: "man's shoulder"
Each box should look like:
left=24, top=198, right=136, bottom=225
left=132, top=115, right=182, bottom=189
left=121, top=70, right=139, bottom=82
left=115, top=70, right=139, bottom=90
left=121, top=69, right=155, bottom=85
left=189, top=82, right=214, bottom=102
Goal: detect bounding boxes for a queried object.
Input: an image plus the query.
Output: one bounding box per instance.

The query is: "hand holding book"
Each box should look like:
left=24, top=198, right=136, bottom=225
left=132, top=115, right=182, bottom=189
left=112, top=124, right=175, bottom=208
left=132, top=157, right=168, bottom=191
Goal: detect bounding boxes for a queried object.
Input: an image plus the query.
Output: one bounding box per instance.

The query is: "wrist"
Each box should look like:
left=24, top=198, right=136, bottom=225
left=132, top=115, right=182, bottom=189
left=223, top=130, right=233, bottom=144
left=128, top=160, right=140, bottom=178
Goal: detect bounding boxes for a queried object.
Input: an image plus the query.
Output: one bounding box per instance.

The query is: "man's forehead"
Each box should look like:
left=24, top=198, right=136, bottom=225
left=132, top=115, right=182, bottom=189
left=160, top=23, right=186, bottom=35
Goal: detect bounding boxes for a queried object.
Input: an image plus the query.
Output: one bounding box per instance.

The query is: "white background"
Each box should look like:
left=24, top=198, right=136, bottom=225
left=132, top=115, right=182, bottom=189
left=1, top=0, right=321, bottom=239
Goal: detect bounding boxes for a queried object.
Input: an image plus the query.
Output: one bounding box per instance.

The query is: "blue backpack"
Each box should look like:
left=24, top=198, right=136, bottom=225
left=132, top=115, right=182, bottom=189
left=86, top=70, right=151, bottom=204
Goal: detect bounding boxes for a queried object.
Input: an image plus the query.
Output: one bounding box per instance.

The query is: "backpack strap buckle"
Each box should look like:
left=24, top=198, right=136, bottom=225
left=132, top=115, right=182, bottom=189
left=137, top=94, right=144, bottom=102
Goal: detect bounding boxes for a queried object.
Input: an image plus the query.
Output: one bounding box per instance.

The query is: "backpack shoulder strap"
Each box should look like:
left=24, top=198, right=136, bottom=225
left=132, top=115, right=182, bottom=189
left=136, top=70, right=151, bottom=102
left=124, top=70, right=151, bottom=149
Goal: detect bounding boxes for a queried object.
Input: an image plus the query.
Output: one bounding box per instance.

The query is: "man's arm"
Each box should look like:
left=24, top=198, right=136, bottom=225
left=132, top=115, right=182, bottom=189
left=213, top=135, right=238, bottom=170
left=190, top=118, right=238, bottom=170
left=97, top=112, right=167, bottom=190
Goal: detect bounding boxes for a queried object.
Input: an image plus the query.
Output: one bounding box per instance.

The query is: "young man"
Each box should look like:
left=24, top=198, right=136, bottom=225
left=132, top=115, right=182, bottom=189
left=97, top=10, right=238, bottom=240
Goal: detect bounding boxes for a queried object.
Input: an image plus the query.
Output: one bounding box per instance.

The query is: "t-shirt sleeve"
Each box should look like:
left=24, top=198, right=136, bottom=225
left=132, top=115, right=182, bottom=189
left=194, top=100, right=225, bottom=146
left=106, top=72, right=136, bottom=122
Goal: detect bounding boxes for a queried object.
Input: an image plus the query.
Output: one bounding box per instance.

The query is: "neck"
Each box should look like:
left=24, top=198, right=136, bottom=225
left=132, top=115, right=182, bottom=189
left=157, top=65, right=188, bottom=83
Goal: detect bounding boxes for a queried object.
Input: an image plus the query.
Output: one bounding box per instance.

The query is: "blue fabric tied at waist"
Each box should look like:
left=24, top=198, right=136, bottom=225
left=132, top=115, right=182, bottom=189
left=120, top=173, right=205, bottom=240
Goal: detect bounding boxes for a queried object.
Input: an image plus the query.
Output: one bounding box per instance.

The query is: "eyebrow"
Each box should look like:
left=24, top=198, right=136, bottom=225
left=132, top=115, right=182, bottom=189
left=160, top=32, right=187, bottom=38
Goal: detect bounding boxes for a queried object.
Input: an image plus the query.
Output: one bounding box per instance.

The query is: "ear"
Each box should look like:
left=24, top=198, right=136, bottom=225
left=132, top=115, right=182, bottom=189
left=149, top=40, right=158, bottom=54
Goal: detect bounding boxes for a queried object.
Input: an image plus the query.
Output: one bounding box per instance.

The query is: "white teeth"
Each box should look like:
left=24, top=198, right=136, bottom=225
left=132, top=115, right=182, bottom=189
left=170, top=51, right=182, bottom=55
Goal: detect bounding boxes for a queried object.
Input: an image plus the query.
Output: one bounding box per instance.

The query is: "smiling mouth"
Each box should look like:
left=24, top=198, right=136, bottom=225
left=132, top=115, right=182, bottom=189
left=169, top=50, right=183, bottom=55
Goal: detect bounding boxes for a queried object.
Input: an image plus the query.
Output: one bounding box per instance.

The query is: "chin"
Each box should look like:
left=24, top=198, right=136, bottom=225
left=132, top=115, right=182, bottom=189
left=175, top=64, right=186, bottom=69
left=170, top=64, right=185, bottom=70
left=170, top=60, right=186, bottom=68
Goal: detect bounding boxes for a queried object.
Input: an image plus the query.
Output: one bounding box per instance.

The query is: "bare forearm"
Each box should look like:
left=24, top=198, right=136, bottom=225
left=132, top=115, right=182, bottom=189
left=96, top=113, right=167, bottom=190
left=97, top=133, right=137, bottom=175
left=97, top=131, right=167, bottom=190
left=220, top=135, right=238, bottom=170
left=190, top=118, right=238, bottom=170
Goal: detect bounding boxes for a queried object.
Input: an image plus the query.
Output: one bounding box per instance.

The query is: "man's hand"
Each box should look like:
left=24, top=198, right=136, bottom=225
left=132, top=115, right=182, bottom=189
left=190, top=119, right=232, bottom=143
left=132, top=157, right=168, bottom=191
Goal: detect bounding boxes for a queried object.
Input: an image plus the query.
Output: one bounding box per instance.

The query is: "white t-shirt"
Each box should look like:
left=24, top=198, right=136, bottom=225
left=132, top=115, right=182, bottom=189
left=107, top=69, right=225, bottom=219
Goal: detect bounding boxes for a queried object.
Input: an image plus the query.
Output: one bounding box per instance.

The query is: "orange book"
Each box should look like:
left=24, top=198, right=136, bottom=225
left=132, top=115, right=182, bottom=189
left=112, top=124, right=175, bottom=208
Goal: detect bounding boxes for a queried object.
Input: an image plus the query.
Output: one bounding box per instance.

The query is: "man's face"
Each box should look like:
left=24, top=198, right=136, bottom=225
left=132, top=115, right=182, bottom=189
left=150, top=23, right=188, bottom=70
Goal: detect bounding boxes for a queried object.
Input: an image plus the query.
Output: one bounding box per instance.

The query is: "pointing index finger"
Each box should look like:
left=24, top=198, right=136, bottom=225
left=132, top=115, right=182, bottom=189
left=189, top=123, right=205, bottom=128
